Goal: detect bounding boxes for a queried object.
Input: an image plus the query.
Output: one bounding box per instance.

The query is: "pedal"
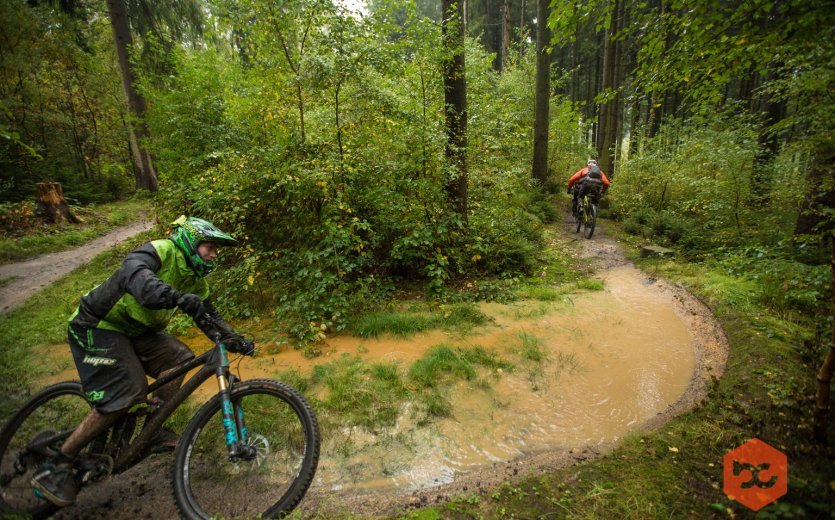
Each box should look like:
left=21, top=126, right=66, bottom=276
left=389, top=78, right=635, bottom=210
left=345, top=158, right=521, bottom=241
left=77, top=454, right=113, bottom=484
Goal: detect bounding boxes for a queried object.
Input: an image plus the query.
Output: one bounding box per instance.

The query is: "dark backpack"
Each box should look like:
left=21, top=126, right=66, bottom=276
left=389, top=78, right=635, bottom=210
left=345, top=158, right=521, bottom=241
left=586, top=164, right=602, bottom=180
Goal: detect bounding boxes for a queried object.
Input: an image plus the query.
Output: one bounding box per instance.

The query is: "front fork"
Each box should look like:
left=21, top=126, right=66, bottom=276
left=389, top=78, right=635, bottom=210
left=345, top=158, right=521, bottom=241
left=215, top=343, right=251, bottom=461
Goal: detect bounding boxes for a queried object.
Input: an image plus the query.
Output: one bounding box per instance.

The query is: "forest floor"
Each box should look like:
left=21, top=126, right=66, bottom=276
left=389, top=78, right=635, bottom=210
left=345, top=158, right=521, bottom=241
left=22, top=211, right=731, bottom=519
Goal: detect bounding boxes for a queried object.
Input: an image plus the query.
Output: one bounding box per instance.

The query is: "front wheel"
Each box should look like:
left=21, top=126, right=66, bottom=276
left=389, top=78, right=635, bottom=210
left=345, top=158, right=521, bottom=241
left=0, top=382, right=91, bottom=518
left=584, top=203, right=597, bottom=239
left=172, top=379, right=320, bottom=519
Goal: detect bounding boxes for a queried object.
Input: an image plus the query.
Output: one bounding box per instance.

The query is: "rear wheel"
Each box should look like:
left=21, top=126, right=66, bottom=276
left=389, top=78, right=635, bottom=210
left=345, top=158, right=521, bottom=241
left=172, top=379, right=320, bottom=519
left=0, top=382, right=90, bottom=518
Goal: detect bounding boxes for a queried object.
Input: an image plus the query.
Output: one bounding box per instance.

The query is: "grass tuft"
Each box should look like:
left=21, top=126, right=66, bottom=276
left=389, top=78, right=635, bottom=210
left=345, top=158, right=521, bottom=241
left=350, top=302, right=491, bottom=338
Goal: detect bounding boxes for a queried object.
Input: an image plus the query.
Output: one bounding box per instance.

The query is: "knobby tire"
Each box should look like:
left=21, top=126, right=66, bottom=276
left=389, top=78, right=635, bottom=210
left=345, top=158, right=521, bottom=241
left=584, top=203, right=597, bottom=239
left=172, top=379, right=320, bottom=519
left=0, top=382, right=90, bottom=519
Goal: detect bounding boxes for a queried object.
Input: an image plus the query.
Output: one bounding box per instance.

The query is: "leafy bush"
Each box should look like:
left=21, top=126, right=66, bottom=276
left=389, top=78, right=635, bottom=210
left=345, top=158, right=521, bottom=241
left=717, top=246, right=830, bottom=316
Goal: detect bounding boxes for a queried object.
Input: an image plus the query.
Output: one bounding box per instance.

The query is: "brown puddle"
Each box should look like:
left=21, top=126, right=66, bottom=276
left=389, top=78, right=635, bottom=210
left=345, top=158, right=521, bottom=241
left=35, top=265, right=696, bottom=495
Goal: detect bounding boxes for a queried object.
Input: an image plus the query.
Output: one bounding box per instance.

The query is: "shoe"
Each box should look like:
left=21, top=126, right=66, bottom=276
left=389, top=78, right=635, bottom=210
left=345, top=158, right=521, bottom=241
left=31, top=460, right=77, bottom=507
left=150, top=427, right=178, bottom=453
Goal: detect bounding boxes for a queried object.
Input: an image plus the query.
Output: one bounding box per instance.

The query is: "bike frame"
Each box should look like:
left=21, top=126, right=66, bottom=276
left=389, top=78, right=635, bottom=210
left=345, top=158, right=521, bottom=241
left=582, top=194, right=594, bottom=223
left=110, top=338, right=243, bottom=472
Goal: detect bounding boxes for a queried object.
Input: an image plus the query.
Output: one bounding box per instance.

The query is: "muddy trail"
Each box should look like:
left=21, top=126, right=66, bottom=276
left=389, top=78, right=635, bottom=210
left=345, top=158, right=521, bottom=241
left=31, top=213, right=727, bottom=519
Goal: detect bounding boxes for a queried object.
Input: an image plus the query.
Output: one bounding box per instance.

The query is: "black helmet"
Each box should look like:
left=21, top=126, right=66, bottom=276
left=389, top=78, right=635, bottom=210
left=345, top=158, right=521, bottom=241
left=169, top=215, right=238, bottom=277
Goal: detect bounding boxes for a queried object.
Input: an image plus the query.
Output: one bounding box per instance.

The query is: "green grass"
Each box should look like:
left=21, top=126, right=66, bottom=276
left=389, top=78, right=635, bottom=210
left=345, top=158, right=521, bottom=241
left=516, top=284, right=565, bottom=302
left=409, top=345, right=479, bottom=387
left=517, top=331, right=545, bottom=362
left=0, top=198, right=148, bottom=264
left=311, top=354, right=409, bottom=431
left=0, top=229, right=155, bottom=408
left=575, top=278, right=604, bottom=291
left=350, top=302, right=491, bottom=338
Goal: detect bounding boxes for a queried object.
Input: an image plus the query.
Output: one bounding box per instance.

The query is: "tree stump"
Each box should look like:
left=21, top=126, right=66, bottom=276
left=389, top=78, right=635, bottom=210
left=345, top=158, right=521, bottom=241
left=36, top=182, right=81, bottom=224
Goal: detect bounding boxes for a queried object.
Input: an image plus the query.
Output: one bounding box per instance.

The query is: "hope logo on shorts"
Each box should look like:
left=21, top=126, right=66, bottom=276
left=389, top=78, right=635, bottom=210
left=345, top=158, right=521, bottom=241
left=82, top=355, right=117, bottom=366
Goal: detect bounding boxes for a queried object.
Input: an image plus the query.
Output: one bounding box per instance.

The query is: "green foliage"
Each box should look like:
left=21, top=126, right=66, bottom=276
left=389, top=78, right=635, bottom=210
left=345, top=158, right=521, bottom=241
left=716, top=246, right=830, bottom=318
left=351, top=302, right=490, bottom=338
left=138, top=7, right=558, bottom=345
left=409, top=345, right=478, bottom=387
left=517, top=331, right=544, bottom=362
left=409, top=344, right=507, bottom=389
left=0, top=2, right=133, bottom=203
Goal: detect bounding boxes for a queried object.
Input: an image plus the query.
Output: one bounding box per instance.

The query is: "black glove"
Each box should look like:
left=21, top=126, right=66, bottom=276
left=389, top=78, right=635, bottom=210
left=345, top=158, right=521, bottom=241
left=223, top=333, right=255, bottom=356
left=176, top=293, right=205, bottom=319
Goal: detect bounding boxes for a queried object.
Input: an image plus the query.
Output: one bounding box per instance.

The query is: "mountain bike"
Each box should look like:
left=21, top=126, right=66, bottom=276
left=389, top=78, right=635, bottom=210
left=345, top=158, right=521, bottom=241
left=0, top=318, right=320, bottom=519
left=575, top=190, right=598, bottom=239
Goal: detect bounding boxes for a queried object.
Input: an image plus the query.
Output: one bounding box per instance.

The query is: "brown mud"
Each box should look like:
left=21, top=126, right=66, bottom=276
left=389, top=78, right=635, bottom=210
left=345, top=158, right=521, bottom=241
left=36, top=214, right=727, bottom=519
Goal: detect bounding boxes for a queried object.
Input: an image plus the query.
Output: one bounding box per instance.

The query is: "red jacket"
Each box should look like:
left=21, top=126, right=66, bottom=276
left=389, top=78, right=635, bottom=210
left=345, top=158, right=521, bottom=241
left=568, top=167, right=611, bottom=191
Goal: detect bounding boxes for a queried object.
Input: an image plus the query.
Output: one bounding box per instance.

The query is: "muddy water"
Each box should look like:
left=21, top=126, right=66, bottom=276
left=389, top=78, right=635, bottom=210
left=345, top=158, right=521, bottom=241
left=37, top=265, right=695, bottom=495
left=253, top=265, right=694, bottom=493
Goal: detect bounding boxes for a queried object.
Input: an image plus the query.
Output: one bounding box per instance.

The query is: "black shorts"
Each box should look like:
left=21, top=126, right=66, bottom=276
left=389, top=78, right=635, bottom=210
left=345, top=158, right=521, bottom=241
left=67, top=324, right=194, bottom=414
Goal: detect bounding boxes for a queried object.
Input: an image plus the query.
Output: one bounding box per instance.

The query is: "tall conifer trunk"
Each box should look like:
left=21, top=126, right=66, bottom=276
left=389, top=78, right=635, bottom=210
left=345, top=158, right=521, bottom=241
left=442, top=0, right=468, bottom=222
left=532, top=0, right=550, bottom=186
left=499, top=0, right=510, bottom=72
left=107, top=0, right=158, bottom=192
left=596, top=0, right=620, bottom=176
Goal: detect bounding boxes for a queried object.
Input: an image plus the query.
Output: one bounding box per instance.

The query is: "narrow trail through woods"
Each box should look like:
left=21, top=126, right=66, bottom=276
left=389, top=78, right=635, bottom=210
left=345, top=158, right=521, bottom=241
left=0, top=220, right=154, bottom=314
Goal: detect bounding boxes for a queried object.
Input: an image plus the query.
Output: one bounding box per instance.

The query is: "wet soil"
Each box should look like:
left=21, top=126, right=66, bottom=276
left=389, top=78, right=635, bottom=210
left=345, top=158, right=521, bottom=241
left=31, top=213, right=728, bottom=519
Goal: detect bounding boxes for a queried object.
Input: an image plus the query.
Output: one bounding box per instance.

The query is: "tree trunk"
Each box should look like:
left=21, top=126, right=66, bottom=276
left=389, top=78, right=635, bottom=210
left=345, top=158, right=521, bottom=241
left=37, top=182, right=81, bottom=224
left=442, top=0, right=469, bottom=222
left=499, top=0, right=510, bottom=72
left=596, top=0, right=621, bottom=177
left=752, top=64, right=786, bottom=201
left=795, top=146, right=835, bottom=236
left=107, top=0, right=158, bottom=192
left=518, top=0, right=527, bottom=61
left=531, top=0, right=550, bottom=187
left=814, top=233, right=835, bottom=443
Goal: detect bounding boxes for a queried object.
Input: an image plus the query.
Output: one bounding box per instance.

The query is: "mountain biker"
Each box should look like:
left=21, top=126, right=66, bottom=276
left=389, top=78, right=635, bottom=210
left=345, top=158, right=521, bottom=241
left=31, top=215, right=247, bottom=507
left=568, top=159, right=611, bottom=215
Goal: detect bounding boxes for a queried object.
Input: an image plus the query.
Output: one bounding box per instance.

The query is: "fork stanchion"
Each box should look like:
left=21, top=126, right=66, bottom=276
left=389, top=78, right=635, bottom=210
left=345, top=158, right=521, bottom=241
left=215, top=342, right=240, bottom=460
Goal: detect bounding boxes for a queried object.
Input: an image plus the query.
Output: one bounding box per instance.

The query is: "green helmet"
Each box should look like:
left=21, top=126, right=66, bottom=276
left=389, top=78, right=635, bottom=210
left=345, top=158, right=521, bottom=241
left=169, top=215, right=239, bottom=277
